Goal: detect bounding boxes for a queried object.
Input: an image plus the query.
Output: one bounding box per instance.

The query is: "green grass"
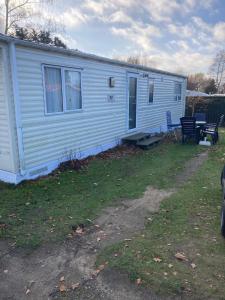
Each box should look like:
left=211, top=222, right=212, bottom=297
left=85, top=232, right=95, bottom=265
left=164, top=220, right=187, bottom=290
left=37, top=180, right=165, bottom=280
left=97, top=133, right=225, bottom=299
left=0, top=142, right=200, bottom=248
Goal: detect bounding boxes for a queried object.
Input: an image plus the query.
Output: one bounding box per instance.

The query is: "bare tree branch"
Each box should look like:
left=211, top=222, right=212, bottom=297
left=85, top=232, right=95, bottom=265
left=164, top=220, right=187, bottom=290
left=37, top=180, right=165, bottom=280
left=209, top=50, right=225, bottom=93
left=2, top=0, right=54, bottom=34
left=8, top=0, right=30, bottom=14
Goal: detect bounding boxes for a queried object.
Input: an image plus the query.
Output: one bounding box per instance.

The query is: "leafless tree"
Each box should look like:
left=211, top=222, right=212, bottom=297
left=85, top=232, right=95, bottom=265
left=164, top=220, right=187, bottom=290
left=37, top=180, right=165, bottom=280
left=127, top=54, right=153, bottom=67
left=187, top=96, right=204, bottom=116
left=209, top=50, right=225, bottom=93
left=0, top=0, right=53, bottom=35
left=187, top=73, right=217, bottom=94
left=114, top=54, right=157, bottom=68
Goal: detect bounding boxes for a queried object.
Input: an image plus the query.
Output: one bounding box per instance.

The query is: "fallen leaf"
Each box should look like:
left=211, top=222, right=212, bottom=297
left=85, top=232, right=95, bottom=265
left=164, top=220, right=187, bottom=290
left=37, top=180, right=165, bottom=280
left=164, top=272, right=168, bottom=276
left=175, top=252, right=188, bottom=261
left=173, top=271, right=177, bottom=276
left=26, top=289, right=31, bottom=295
left=153, top=257, right=162, bottom=262
left=136, top=278, right=142, bottom=285
left=168, top=264, right=173, bottom=268
left=98, top=264, right=105, bottom=271
left=92, top=269, right=101, bottom=277
left=71, top=283, right=80, bottom=290
left=191, top=263, right=196, bottom=269
left=0, top=223, right=7, bottom=229
left=59, top=283, right=67, bottom=292
left=60, top=276, right=65, bottom=282
left=76, top=226, right=84, bottom=234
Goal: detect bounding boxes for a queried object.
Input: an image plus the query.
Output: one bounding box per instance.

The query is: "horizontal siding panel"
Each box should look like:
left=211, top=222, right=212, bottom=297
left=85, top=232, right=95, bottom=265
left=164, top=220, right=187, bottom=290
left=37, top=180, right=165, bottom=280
left=16, top=46, right=186, bottom=170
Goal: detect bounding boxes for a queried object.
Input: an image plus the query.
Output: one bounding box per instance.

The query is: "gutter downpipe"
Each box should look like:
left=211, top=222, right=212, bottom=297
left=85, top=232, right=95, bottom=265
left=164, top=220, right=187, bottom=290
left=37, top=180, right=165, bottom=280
left=9, top=41, right=25, bottom=176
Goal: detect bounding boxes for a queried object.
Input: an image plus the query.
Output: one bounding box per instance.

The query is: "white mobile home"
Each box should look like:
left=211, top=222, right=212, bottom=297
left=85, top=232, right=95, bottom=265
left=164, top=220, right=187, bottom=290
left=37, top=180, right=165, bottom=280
left=0, top=34, right=187, bottom=184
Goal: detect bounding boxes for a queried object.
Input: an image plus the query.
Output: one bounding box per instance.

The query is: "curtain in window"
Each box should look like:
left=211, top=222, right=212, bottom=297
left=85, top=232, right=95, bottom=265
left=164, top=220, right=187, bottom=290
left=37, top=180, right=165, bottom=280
left=65, top=70, right=82, bottom=110
left=44, top=67, right=63, bottom=113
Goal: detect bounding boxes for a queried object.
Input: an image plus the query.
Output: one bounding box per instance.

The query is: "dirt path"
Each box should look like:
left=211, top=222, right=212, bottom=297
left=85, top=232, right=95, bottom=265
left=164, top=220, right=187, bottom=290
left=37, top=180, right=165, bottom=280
left=0, top=152, right=208, bottom=300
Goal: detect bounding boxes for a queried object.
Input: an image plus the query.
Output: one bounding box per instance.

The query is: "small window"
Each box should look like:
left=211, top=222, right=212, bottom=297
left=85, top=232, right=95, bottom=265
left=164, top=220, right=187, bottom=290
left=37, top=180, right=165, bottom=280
left=174, top=82, right=182, bottom=101
left=149, top=79, right=154, bottom=103
left=44, top=67, right=63, bottom=113
left=65, top=70, right=82, bottom=110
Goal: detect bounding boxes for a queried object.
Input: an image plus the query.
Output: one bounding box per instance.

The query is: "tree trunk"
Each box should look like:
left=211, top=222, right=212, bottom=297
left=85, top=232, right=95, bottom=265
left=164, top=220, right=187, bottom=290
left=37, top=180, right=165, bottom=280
left=4, top=0, right=9, bottom=34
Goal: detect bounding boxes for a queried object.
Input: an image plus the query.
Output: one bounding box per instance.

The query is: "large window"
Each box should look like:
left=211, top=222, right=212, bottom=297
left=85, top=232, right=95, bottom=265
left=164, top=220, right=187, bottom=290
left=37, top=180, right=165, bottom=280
left=174, top=82, right=182, bottom=101
left=148, top=79, right=154, bottom=103
left=43, top=65, right=82, bottom=114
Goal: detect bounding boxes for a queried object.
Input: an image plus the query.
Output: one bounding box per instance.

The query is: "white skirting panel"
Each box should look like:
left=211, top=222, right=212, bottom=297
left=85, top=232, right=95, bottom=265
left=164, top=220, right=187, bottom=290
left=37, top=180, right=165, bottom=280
left=0, top=140, right=119, bottom=184
left=0, top=126, right=165, bottom=184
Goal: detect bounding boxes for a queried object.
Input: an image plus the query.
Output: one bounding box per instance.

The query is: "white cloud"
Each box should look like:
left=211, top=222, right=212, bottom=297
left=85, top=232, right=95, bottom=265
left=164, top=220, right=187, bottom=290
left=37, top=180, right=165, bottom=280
left=111, top=22, right=161, bottom=52
left=168, top=23, right=194, bottom=38
left=147, top=51, right=213, bottom=74
left=53, top=8, right=89, bottom=29
left=213, top=22, right=225, bottom=42
left=108, top=11, right=133, bottom=24
left=3, top=0, right=222, bottom=74
left=142, top=0, right=180, bottom=23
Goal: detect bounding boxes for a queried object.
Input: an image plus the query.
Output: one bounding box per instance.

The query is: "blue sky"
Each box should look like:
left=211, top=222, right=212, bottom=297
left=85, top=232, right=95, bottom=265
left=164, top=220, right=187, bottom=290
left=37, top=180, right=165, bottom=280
left=18, top=0, right=225, bottom=74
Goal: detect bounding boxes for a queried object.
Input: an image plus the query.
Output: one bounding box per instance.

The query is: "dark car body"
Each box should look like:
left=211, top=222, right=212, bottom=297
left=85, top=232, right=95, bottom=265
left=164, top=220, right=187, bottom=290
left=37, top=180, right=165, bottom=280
left=221, top=166, right=225, bottom=237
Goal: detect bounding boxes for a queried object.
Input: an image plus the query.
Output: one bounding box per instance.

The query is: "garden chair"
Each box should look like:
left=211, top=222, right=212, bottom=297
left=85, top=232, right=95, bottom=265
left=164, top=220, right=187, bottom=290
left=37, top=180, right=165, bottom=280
left=166, top=111, right=180, bottom=141
left=202, top=114, right=224, bottom=144
left=180, top=117, right=200, bottom=144
left=194, top=112, right=206, bottom=122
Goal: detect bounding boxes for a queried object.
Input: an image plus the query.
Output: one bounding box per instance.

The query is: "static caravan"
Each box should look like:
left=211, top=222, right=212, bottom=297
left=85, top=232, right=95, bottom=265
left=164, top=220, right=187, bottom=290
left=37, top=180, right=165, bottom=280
left=0, top=34, right=187, bottom=184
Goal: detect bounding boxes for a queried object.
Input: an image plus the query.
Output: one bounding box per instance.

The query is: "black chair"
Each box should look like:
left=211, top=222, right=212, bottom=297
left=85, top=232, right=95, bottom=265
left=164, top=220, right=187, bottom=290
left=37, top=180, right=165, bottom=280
left=180, top=117, right=200, bottom=144
left=202, top=114, right=224, bottom=144
left=194, top=112, right=206, bottom=122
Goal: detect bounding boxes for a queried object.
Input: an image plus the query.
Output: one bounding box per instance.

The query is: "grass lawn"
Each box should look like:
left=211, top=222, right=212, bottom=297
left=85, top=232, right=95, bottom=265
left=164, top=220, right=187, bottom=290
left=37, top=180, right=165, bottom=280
left=0, top=141, right=200, bottom=248
left=97, top=132, right=225, bottom=299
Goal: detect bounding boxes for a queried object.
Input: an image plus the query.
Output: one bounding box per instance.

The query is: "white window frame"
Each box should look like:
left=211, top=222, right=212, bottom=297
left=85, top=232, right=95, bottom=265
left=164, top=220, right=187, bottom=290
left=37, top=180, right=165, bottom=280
left=174, top=82, right=182, bottom=102
left=42, top=64, right=83, bottom=115
left=148, top=78, right=154, bottom=104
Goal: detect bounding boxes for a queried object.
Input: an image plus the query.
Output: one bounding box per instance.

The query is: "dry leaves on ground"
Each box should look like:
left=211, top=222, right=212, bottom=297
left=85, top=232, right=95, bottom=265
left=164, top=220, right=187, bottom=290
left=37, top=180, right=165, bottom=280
left=175, top=252, right=188, bottom=261
left=153, top=257, right=162, bottom=262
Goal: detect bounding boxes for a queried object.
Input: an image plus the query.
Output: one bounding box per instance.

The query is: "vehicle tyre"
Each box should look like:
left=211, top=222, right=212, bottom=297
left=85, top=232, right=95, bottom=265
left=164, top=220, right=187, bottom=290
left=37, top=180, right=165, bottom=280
left=221, top=204, right=225, bottom=238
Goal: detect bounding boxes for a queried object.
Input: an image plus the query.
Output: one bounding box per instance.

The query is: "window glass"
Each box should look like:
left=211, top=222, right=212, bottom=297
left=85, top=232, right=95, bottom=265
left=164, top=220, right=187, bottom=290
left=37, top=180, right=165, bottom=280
left=44, top=67, right=63, bottom=113
left=149, top=79, right=154, bottom=103
left=65, top=70, right=82, bottom=110
left=174, top=82, right=182, bottom=101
